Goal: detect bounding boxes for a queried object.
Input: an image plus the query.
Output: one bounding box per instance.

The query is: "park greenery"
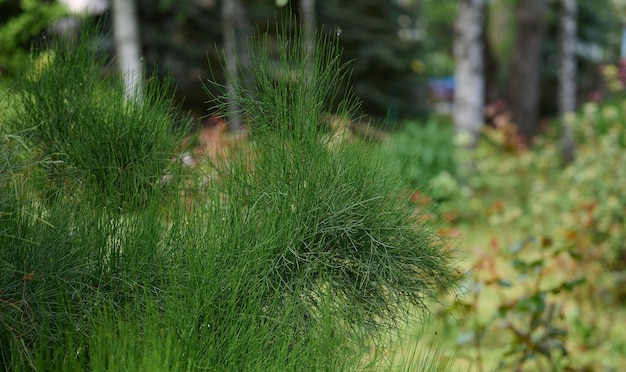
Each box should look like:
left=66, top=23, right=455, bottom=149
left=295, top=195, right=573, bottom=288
left=386, top=84, right=626, bottom=370
left=0, top=22, right=462, bottom=370
left=1, top=0, right=622, bottom=121
left=2, top=3, right=626, bottom=372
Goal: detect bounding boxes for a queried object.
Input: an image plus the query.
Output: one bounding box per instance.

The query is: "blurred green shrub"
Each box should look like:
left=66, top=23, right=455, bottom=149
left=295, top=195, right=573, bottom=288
left=527, top=102, right=626, bottom=274
left=0, top=0, right=67, bottom=74
left=439, top=98, right=626, bottom=369
left=453, top=98, right=626, bottom=292
left=388, top=118, right=458, bottom=199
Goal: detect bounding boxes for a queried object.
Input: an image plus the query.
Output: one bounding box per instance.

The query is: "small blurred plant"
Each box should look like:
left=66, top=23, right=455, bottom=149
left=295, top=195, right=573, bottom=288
left=389, top=118, right=458, bottom=199
left=0, top=0, right=67, bottom=74
left=482, top=100, right=528, bottom=153
left=598, top=61, right=626, bottom=97
left=454, top=237, right=588, bottom=371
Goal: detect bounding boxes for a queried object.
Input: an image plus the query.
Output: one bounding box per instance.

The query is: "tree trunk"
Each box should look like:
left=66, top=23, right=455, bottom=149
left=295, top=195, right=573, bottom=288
left=300, top=0, right=316, bottom=60
left=508, top=0, right=548, bottom=144
left=559, top=0, right=577, bottom=164
left=222, top=0, right=250, bottom=133
left=112, top=0, right=142, bottom=101
left=453, top=0, right=486, bottom=148
left=483, top=5, right=500, bottom=105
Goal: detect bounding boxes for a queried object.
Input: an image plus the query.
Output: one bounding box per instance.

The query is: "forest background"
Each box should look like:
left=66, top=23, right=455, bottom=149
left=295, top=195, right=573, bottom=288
left=2, top=0, right=626, bottom=371
left=1, top=0, right=620, bottom=124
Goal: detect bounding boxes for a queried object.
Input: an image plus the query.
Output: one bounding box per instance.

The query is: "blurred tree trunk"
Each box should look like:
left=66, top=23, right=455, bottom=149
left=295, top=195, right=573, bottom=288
left=222, top=0, right=250, bottom=132
left=112, top=0, right=142, bottom=100
left=300, top=0, right=316, bottom=60
left=483, top=5, right=500, bottom=105
left=453, top=0, right=485, bottom=148
left=508, top=0, right=548, bottom=144
left=559, top=0, right=577, bottom=164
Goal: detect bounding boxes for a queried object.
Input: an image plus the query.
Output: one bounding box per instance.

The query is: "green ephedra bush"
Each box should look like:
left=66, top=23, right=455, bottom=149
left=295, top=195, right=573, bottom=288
left=203, top=16, right=461, bottom=346
left=5, top=29, right=188, bottom=209
left=0, top=19, right=460, bottom=371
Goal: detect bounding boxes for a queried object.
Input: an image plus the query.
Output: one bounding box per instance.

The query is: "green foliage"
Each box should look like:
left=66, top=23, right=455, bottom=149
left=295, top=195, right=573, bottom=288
left=209, top=14, right=359, bottom=141
left=527, top=102, right=626, bottom=273
left=0, top=161, right=172, bottom=369
left=388, top=118, right=458, bottom=200
left=206, top=13, right=461, bottom=338
left=433, top=96, right=626, bottom=370
left=454, top=236, right=585, bottom=370
left=318, top=0, right=425, bottom=119
left=0, top=18, right=459, bottom=371
left=0, top=0, right=67, bottom=75
left=5, top=28, right=189, bottom=209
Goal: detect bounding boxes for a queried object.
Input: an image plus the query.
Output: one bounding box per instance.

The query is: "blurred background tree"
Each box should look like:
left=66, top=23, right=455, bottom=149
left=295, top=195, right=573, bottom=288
left=453, top=0, right=485, bottom=148
left=317, top=0, right=425, bottom=121
left=0, top=0, right=625, bottom=131
left=507, top=0, right=548, bottom=144
left=112, top=0, right=142, bottom=100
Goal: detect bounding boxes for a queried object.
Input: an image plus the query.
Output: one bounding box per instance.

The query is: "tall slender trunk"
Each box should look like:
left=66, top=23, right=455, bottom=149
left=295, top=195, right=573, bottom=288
left=559, top=0, right=577, bottom=164
left=112, top=0, right=142, bottom=101
left=453, top=0, right=485, bottom=148
left=483, top=5, right=499, bottom=105
left=508, top=0, right=548, bottom=144
left=222, top=0, right=250, bottom=132
left=300, top=0, right=316, bottom=60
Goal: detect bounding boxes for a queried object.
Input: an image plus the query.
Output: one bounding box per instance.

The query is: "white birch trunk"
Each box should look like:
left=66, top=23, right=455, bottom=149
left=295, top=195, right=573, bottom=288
left=453, top=0, right=485, bottom=148
left=112, top=0, right=142, bottom=101
left=222, top=0, right=249, bottom=132
left=559, top=0, right=577, bottom=116
left=559, top=0, right=577, bottom=163
left=300, top=0, right=316, bottom=60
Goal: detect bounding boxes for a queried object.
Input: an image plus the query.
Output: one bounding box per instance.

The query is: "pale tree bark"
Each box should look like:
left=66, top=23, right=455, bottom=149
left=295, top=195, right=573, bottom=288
left=453, top=0, right=485, bottom=148
left=300, top=0, right=316, bottom=61
left=559, top=0, right=577, bottom=164
left=222, top=0, right=250, bottom=133
left=508, top=0, right=548, bottom=144
left=112, top=0, right=142, bottom=100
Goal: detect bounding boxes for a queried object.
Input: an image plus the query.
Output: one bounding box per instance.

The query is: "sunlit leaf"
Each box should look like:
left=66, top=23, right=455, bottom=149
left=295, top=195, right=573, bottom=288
left=498, top=279, right=513, bottom=287
left=509, top=237, right=534, bottom=254
left=515, top=293, right=546, bottom=314
left=456, top=332, right=475, bottom=346
left=550, top=277, right=586, bottom=293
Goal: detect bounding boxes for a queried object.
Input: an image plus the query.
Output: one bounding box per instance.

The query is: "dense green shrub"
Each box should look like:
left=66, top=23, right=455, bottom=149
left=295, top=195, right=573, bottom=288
left=0, top=18, right=460, bottom=371
left=0, top=136, right=170, bottom=369
left=206, top=15, right=461, bottom=344
left=5, top=28, right=189, bottom=209
left=526, top=103, right=626, bottom=273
